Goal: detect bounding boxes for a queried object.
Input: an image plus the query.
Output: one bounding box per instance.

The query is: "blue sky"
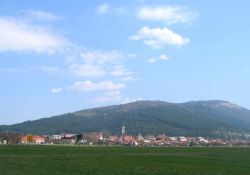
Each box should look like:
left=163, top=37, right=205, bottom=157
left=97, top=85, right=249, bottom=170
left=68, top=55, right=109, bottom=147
left=1, top=0, right=250, bottom=124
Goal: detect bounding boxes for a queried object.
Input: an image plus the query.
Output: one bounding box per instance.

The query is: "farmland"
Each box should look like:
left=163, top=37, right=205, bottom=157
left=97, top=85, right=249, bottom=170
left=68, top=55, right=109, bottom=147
left=0, top=145, right=250, bottom=175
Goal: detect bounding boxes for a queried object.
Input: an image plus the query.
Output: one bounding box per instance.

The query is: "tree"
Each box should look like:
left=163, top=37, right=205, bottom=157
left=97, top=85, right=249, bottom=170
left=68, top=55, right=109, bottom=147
left=27, top=134, right=33, bottom=144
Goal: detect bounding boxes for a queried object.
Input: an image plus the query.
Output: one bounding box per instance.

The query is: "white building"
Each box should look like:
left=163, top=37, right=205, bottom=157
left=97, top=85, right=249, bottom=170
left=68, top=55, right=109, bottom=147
left=50, top=135, right=62, bottom=140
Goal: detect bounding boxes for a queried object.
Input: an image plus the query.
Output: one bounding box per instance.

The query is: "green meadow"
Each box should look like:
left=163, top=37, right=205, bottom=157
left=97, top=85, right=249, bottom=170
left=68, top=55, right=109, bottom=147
left=0, top=145, right=250, bottom=175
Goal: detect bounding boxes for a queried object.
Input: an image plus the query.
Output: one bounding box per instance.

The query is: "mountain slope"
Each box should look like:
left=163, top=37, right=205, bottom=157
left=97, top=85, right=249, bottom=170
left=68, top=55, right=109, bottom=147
left=1, top=100, right=250, bottom=137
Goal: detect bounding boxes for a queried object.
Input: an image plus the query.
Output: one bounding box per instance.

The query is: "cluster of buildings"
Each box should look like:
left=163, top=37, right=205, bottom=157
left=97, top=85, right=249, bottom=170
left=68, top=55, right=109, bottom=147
left=17, top=132, right=250, bottom=146
left=1, top=125, right=250, bottom=146
left=18, top=125, right=250, bottom=146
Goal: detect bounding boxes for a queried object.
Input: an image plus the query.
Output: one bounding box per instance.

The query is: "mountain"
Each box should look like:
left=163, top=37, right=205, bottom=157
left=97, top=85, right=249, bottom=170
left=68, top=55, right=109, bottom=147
left=1, top=100, right=250, bottom=137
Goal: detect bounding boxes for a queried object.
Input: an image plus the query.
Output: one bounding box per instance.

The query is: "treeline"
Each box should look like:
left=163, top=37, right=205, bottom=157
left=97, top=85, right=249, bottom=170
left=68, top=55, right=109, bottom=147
left=0, top=132, right=22, bottom=144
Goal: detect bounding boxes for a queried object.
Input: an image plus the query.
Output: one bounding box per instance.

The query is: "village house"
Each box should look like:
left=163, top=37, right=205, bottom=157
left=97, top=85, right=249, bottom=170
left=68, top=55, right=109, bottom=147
left=21, top=135, right=45, bottom=144
left=61, top=134, right=77, bottom=144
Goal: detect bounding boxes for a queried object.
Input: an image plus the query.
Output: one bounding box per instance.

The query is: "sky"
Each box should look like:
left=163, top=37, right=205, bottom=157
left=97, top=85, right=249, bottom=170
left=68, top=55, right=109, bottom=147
left=0, top=0, right=250, bottom=124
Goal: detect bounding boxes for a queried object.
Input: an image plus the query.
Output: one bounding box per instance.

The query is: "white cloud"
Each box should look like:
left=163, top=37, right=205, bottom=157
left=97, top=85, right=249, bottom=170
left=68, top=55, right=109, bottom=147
left=0, top=14, right=136, bottom=97
left=127, top=53, right=136, bottom=58
left=96, top=3, right=110, bottom=15
left=51, top=88, right=62, bottom=93
left=121, top=76, right=135, bottom=81
left=0, top=17, right=66, bottom=54
left=96, top=4, right=127, bottom=15
left=94, top=90, right=122, bottom=103
left=148, top=54, right=170, bottom=63
left=80, top=50, right=124, bottom=64
left=112, top=65, right=133, bottom=77
left=159, top=54, right=170, bottom=60
left=94, top=90, right=143, bottom=103
left=130, top=26, right=189, bottom=48
left=148, top=58, right=156, bottom=63
left=27, top=10, right=61, bottom=21
left=68, top=50, right=136, bottom=80
left=111, top=65, right=135, bottom=81
left=65, top=49, right=136, bottom=90
left=69, top=64, right=106, bottom=77
left=138, top=5, right=196, bottom=25
left=69, top=80, right=126, bottom=91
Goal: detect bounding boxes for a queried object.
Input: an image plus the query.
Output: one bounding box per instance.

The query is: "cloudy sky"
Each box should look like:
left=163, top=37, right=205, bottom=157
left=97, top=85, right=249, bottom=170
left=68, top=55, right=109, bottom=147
left=1, top=0, right=250, bottom=124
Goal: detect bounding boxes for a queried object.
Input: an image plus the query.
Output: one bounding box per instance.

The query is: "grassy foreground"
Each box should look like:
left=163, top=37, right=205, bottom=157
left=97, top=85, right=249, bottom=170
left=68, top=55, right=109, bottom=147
left=0, top=145, right=250, bottom=175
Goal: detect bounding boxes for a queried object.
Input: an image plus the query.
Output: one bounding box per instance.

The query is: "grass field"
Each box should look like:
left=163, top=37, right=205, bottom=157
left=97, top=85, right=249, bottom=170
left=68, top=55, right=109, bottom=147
left=0, top=145, right=250, bottom=175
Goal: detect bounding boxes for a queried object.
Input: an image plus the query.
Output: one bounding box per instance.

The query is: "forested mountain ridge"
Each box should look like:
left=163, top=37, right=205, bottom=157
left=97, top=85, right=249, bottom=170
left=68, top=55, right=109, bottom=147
left=1, top=100, right=250, bottom=137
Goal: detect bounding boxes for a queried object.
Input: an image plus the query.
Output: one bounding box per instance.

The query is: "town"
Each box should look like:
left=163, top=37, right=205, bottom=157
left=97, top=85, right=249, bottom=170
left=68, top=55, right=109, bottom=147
left=1, top=125, right=250, bottom=147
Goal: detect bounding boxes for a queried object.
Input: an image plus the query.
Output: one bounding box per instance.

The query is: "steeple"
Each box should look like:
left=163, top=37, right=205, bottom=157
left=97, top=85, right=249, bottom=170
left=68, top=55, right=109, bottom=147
left=121, top=121, right=126, bottom=136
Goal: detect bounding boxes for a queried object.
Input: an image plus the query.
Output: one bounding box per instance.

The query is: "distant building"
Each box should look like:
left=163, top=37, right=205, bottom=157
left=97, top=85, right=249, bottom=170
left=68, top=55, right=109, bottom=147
left=33, top=135, right=45, bottom=144
left=197, top=137, right=209, bottom=143
left=61, top=134, right=77, bottom=144
left=50, top=135, right=62, bottom=140
left=21, top=135, right=45, bottom=144
left=21, top=136, right=27, bottom=144
left=179, top=136, right=187, bottom=142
